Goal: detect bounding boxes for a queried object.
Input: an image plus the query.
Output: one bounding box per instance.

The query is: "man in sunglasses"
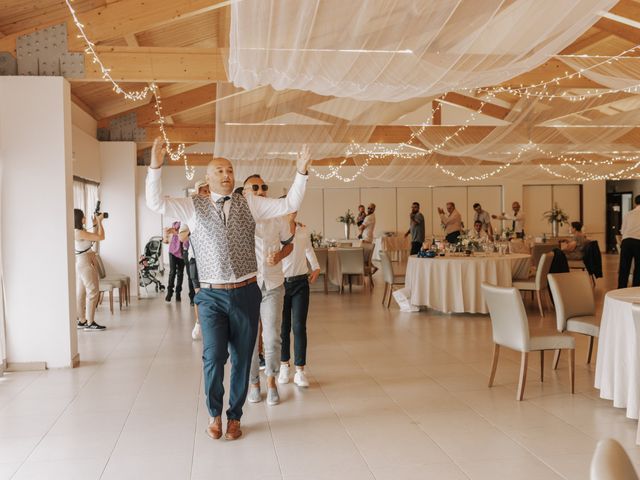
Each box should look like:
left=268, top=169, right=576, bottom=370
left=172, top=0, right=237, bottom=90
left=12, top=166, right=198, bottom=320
left=242, top=174, right=294, bottom=407
left=146, top=138, right=311, bottom=441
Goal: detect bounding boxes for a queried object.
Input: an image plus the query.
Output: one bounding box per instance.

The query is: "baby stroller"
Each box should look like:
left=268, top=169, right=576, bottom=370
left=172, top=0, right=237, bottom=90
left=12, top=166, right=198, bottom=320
left=139, top=236, right=165, bottom=293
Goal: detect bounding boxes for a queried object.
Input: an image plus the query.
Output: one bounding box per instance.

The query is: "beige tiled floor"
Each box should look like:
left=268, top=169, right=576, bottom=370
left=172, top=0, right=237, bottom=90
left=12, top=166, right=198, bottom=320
left=0, top=254, right=638, bottom=479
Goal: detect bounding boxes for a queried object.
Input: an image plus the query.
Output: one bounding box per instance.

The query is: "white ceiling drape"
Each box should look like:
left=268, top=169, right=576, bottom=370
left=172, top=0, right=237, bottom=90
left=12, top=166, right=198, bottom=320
left=228, top=0, right=616, bottom=102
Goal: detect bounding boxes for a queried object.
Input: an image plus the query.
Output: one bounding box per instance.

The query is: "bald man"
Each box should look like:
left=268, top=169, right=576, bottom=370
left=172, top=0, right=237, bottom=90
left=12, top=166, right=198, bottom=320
left=146, top=138, right=311, bottom=441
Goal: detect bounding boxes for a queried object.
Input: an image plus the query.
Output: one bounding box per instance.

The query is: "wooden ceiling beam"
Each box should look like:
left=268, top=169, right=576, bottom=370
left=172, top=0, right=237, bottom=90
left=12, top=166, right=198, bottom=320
left=559, top=29, right=611, bottom=54
left=0, top=0, right=229, bottom=57
left=499, top=59, right=604, bottom=88
left=76, top=46, right=227, bottom=82
left=97, top=83, right=217, bottom=126
left=438, top=92, right=511, bottom=120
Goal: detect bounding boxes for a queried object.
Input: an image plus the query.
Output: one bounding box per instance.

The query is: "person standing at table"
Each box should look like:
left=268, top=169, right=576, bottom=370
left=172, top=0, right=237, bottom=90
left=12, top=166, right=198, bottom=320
left=472, top=203, right=494, bottom=238
left=359, top=203, right=376, bottom=242
left=146, top=137, right=311, bottom=441
left=404, top=202, right=425, bottom=255
left=618, top=195, right=640, bottom=289
left=279, top=211, right=320, bottom=387
left=492, top=201, right=525, bottom=238
left=438, top=202, right=462, bottom=244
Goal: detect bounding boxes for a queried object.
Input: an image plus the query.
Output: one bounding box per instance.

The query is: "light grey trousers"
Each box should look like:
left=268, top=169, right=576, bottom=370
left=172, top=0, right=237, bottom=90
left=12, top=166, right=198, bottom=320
left=249, top=283, right=284, bottom=385
left=76, top=252, right=100, bottom=324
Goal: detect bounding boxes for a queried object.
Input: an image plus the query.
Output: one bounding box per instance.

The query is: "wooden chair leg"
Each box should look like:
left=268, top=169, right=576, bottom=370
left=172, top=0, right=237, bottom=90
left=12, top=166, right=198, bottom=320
left=382, top=284, right=389, bottom=306
left=488, top=344, right=500, bottom=387
left=587, top=336, right=595, bottom=364
left=553, top=349, right=561, bottom=370
left=540, top=350, right=544, bottom=382
left=386, top=286, right=393, bottom=308
left=323, top=274, right=328, bottom=295
left=569, top=349, right=575, bottom=394
left=118, top=287, right=123, bottom=310
left=536, top=290, right=544, bottom=317
left=517, top=352, right=528, bottom=401
left=109, top=290, right=114, bottom=315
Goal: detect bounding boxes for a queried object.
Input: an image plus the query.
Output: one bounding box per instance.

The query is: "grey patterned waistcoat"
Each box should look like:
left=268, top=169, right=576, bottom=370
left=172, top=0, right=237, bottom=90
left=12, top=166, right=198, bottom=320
left=190, top=193, right=257, bottom=281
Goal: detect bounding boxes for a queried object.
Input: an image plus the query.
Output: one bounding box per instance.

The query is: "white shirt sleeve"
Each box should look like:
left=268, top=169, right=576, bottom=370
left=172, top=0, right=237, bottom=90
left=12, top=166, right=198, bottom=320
left=304, top=234, right=320, bottom=271
left=145, top=168, right=195, bottom=221
left=279, top=217, right=294, bottom=244
left=247, top=173, right=308, bottom=220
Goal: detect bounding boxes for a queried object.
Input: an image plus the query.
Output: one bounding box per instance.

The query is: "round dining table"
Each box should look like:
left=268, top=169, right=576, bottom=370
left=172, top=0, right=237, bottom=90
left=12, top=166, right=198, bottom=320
left=404, top=253, right=531, bottom=314
left=594, top=287, right=640, bottom=445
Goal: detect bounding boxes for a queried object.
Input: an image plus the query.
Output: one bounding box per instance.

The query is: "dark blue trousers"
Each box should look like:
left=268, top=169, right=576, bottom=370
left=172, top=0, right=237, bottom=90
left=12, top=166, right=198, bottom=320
left=195, top=283, right=261, bottom=420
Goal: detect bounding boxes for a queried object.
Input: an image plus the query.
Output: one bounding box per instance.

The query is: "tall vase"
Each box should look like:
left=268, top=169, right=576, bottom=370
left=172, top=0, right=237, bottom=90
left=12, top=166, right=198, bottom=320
left=551, top=220, right=559, bottom=237
left=344, top=223, right=350, bottom=239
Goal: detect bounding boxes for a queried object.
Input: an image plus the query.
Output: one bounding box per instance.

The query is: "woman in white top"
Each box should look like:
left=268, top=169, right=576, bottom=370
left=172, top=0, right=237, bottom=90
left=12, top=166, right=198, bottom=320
left=278, top=212, right=321, bottom=387
left=74, top=208, right=106, bottom=331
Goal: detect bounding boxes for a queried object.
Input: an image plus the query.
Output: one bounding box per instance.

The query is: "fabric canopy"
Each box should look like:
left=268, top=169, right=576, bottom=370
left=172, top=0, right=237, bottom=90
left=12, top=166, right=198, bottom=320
left=228, top=0, right=616, bottom=102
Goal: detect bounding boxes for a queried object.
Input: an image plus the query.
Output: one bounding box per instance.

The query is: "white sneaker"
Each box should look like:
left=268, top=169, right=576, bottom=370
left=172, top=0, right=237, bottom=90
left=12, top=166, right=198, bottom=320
left=191, top=323, right=201, bottom=341
left=248, top=384, right=262, bottom=403
left=278, top=364, right=290, bottom=384
left=294, top=370, right=309, bottom=387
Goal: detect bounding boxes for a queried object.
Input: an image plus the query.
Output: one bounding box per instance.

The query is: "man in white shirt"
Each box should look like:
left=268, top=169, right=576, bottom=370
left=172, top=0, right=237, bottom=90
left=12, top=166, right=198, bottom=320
left=472, top=203, right=494, bottom=238
left=359, top=203, right=376, bottom=242
left=243, top=174, right=294, bottom=407
left=492, top=201, right=525, bottom=238
left=438, top=202, right=463, bottom=243
left=146, top=138, right=310, bottom=441
left=469, top=220, right=489, bottom=241
left=279, top=212, right=321, bottom=388
left=618, top=195, right=640, bottom=288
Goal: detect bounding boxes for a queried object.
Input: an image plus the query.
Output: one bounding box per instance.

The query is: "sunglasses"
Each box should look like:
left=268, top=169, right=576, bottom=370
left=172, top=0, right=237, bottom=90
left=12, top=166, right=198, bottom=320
left=249, top=184, right=269, bottom=192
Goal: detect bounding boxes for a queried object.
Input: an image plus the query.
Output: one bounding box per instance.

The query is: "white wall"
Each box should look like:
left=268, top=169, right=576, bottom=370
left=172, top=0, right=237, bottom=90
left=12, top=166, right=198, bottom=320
left=100, top=143, right=138, bottom=296
left=72, top=126, right=101, bottom=182
left=0, top=77, right=78, bottom=368
left=135, top=165, right=606, bottom=250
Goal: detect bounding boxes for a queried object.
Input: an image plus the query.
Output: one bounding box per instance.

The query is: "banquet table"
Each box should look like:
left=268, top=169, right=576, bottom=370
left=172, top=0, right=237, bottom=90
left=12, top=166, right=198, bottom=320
left=310, top=247, right=364, bottom=292
left=404, top=253, right=531, bottom=314
left=594, top=287, right=640, bottom=445
left=373, top=235, right=410, bottom=261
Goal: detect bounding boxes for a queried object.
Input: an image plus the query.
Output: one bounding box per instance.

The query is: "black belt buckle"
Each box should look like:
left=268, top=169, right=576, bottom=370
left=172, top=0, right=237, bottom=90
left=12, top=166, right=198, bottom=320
left=285, top=274, right=307, bottom=283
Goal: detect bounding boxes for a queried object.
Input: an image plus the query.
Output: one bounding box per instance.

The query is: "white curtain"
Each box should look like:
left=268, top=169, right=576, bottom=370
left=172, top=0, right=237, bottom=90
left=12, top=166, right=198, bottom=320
left=228, top=0, right=615, bottom=102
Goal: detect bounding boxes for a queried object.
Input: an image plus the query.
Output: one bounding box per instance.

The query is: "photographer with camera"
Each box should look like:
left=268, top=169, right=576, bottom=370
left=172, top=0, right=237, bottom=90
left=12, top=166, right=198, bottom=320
left=73, top=206, right=107, bottom=331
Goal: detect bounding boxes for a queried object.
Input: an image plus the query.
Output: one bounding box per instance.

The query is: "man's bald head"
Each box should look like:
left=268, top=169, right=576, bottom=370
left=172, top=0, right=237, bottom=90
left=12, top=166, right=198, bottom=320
left=206, top=157, right=235, bottom=195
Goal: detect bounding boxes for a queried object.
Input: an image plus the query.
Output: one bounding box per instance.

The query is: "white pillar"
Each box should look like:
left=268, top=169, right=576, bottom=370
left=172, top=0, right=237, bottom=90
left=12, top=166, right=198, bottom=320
left=0, top=77, right=78, bottom=369
left=99, top=142, right=139, bottom=297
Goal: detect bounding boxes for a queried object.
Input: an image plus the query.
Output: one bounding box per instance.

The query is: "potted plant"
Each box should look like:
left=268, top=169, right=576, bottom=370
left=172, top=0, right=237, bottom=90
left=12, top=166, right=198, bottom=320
left=543, top=203, right=568, bottom=237
left=337, top=209, right=356, bottom=239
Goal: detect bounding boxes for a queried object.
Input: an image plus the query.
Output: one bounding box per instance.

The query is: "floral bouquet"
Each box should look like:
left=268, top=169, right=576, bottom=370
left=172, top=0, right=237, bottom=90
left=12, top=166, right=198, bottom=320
left=456, top=231, right=482, bottom=252
left=543, top=203, right=568, bottom=225
left=310, top=231, right=324, bottom=248
left=336, top=209, right=356, bottom=225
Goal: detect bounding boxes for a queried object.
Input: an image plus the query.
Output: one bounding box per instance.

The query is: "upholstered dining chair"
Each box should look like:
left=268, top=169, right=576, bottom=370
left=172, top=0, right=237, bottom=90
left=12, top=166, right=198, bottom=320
left=379, top=251, right=405, bottom=308
left=336, top=247, right=365, bottom=293
left=590, top=438, right=639, bottom=480
left=95, top=255, right=129, bottom=310
left=512, top=252, right=554, bottom=317
left=311, top=248, right=329, bottom=294
left=548, top=271, right=600, bottom=367
left=362, top=242, right=375, bottom=289
left=482, top=283, right=575, bottom=401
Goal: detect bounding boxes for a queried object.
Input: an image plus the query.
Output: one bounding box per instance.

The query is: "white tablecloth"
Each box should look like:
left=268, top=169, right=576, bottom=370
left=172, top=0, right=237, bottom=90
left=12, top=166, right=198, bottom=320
left=594, top=287, right=640, bottom=444
left=404, top=253, right=531, bottom=314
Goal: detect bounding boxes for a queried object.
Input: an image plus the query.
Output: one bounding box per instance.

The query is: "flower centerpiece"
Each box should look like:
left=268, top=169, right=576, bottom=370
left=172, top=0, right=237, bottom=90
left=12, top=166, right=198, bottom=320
left=543, top=203, right=568, bottom=237
left=310, top=230, right=324, bottom=248
left=337, top=209, right=356, bottom=239
left=456, top=230, right=482, bottom=254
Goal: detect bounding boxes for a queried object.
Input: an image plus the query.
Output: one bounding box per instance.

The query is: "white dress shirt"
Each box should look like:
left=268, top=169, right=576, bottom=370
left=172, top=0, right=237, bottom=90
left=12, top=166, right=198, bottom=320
left=621, top=206, right=640, bottom=240
left=362, top=213, right=376, bottom=242
left=496, top=210, right=525, bottom=233
left=255, top=216, right=293, bottom=290
left=145, top=168, right=308, bottom=284
left=283, top=225, right=320, bottom=278
left=440, top=209, right=462, bottom=235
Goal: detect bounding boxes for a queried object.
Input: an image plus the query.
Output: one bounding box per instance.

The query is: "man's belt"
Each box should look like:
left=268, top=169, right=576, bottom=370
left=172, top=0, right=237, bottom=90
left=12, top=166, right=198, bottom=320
left=285, top=274, right=308, bottom=283
left=200, top=277, right=257, bottom=290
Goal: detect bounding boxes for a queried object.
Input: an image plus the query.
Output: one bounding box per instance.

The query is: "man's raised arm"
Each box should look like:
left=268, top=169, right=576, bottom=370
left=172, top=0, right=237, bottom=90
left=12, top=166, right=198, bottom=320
left=145, top=137, right=194, bottom=221
left=248, top=145, right=311, bottom=220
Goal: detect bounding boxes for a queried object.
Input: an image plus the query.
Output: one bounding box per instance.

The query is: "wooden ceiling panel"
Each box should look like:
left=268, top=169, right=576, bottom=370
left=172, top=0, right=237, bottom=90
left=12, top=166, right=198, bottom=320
left=0, top=0, right=104, bottom=35
left=172, top=103, right=216, bottom=125
left=135, top=9, right=222, bottom=48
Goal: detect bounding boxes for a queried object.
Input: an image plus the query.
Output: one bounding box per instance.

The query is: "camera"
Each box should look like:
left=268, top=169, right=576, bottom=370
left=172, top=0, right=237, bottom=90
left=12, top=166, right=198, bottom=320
left=95, top=201, right=109, bottom=219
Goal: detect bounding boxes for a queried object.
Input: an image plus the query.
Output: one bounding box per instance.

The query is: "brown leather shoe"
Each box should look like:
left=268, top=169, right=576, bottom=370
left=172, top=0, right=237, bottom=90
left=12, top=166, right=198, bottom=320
left=206, top=416, right=222, bottom=440
left=225, top=419, right=242, bottom=441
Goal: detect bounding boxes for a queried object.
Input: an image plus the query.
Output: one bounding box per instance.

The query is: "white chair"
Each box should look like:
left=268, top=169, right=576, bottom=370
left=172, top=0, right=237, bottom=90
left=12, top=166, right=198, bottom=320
left=530, top=243, right=555, bottom=268
left=363, top=242, right=375, bottom=289
left=512, top=252, right=554, bottom=317
left=312, top=248, right=329, bottom=294
left=95, top=254, right=130, bottom=309
left=379, top=251, right=405, bottom=308
left=590, top=438, right=639, bottom=480
left=482, top=283, right=576, bottom=401
left=548, top=271, right=600, bottom=367
left=337, top=247, right=365, bottom=293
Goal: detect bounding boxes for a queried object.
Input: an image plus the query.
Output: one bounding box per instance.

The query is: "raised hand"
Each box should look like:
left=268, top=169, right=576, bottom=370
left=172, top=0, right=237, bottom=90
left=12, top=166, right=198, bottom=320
left=296, top=144, right=311, bottom=175
left=150, top=136, right=166, bottom=169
